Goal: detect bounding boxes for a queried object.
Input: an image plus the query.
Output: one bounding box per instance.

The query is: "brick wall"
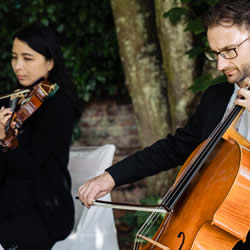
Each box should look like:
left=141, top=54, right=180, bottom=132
left=73, top=97, right=142, bottom=163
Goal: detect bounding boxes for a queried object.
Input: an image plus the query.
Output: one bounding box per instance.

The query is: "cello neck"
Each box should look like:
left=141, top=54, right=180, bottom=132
left=162, top=103, right=244, bottom=211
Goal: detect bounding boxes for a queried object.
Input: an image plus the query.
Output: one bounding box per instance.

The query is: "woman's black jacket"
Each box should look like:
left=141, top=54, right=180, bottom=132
left=0, top=88, right=75, bottom=241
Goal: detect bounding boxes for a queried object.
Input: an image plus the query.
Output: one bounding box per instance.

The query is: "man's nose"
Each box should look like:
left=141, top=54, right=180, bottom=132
left=217, top=55, right=230, bottom=71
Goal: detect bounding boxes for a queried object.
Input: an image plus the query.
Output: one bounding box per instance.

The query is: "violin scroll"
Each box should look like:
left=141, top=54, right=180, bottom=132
left=0, top=127, right=18, bottom=151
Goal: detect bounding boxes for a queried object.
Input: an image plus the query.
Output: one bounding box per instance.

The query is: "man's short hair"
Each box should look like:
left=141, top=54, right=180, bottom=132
left=203, top=0, right=250, bottom=29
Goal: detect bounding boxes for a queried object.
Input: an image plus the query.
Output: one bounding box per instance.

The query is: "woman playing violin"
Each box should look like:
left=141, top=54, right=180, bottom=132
left=0, top=24, right=78, bottom=249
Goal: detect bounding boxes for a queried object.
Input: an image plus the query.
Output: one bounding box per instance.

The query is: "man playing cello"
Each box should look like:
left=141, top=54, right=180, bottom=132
left=79, top=0, right=250, bottom=249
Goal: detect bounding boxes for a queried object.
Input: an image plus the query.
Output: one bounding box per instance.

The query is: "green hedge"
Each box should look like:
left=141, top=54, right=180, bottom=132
left=0, top=0, right=126, bottom=101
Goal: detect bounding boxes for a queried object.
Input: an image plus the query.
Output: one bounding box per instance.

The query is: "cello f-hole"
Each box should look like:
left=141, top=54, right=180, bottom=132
left=177, top=232, right=185, bottom=250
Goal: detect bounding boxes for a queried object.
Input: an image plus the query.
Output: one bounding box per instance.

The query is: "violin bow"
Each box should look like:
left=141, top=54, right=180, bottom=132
left=0, top=77, right=45, bottom=100
left=0, top=89, right=30, bottom=100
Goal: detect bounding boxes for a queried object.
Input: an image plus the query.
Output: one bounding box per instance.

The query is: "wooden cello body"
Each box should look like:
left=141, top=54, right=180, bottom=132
left=136, top=109, right=250, bottom=249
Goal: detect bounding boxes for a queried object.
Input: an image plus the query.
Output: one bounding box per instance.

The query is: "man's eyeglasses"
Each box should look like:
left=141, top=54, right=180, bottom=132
left=205, top=37, right=250, bottom=61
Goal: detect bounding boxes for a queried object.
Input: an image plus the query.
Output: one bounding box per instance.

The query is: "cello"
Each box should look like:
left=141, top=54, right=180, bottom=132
left=134, top=95, right=250, bottom=249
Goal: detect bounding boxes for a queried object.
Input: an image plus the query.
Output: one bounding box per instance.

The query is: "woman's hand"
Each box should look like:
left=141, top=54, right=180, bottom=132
left=78, top=171, right=115, bottom=208
left=0, top=106, right=13, bottom=139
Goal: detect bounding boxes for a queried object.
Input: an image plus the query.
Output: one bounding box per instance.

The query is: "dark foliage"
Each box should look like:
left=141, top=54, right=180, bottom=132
left=0, top=0, right=126, bottom=101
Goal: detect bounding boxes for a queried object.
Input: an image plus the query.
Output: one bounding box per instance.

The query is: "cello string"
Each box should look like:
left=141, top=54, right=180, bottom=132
left=136, top=207, right=163, bottom=236
left=135, top=210, right=168, bottom=250
left=135, top=210, right=173, bottom=250
left=134, top=213, right=159, bottom=249
left=135, top=202, right=174, bottom=248
left=143, top=105, right=240, bottom=246
left=167, top=105, right=241, bottom=207
left=160, top=104, right=241, bottom=208
left=162, top=105, right=240, bottom=208
left=160, top=107, right=232, bottom=203
left=134, top=130, right=219, bottom=243
left=134, top=104, right=241, bottom=249
left=133, top=113, right=236, bottom=250
left=158, top=128, right=219, bottom=206
left=135, top=204, right=169, bottom=245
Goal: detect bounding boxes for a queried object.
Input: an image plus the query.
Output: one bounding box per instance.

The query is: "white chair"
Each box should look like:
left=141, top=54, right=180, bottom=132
left=53, top=144, right=119, bottom=250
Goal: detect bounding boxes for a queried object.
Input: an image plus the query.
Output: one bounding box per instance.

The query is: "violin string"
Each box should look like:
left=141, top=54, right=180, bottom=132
left=160, top=104, right=241, bottom=209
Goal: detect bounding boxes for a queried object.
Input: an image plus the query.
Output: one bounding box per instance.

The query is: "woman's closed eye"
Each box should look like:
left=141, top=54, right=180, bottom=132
left=23, top=57, right=33, bottom=61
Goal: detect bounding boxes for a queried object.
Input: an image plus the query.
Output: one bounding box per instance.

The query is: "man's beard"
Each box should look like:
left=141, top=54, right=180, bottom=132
left=230, top=64, right=250, bottom=84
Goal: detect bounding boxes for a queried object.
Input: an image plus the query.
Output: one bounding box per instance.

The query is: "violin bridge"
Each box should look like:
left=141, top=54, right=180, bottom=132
left=137, top=234, right=170, bottom=250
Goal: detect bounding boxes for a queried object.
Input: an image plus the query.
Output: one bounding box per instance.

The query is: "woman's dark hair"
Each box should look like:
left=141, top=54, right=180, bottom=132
left=13, top=23, right=80, bottom=114
left=203, top=0, right=250, bottom=29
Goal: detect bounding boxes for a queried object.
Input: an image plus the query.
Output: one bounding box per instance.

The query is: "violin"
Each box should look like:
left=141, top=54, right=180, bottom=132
left=0, top=78, right=58, bottom=151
